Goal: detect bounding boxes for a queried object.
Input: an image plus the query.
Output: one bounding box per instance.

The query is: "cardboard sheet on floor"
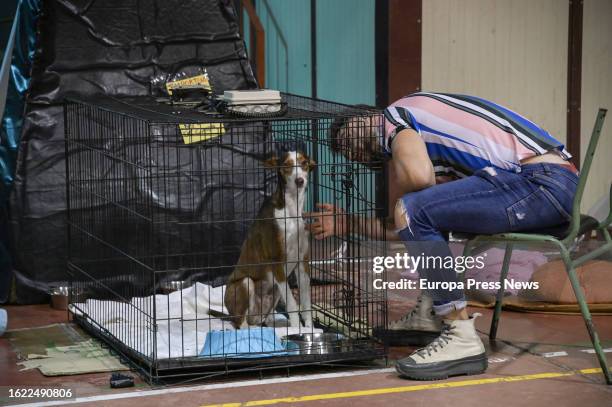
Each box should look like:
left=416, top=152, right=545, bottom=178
left=468, top=259, right=612, bottom=314
left=468, top=297, right=612, bottom=315
left=7, top=323, right=127, bottom=376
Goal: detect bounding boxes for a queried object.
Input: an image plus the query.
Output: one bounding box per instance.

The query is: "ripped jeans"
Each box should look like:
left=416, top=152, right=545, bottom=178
left=396, top=163, right=578, bottom=316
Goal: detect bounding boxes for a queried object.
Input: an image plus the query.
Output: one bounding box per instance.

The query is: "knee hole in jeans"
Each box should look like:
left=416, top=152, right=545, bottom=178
left=394, top=198, right=410, bottom=232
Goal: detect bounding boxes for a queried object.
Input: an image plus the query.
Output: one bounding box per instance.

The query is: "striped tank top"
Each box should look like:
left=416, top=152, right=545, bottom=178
left=383, top=92, right=571, bottom=178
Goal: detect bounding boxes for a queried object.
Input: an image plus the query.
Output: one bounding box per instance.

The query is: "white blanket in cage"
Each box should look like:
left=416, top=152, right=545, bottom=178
left=70, top=283, right=319, bottom=359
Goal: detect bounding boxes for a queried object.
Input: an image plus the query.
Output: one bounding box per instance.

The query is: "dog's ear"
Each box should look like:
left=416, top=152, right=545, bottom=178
left=264, top=156, right=279, bottom=168
left=307, top=157, right=316, bottom=171
left=299, top=152, right=316, bottom=171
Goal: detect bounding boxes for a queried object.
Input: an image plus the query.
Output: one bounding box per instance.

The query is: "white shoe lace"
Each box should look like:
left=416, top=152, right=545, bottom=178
left=394, top=297, right=422, bottom=324
left=414, top=325, right=453, bottom=358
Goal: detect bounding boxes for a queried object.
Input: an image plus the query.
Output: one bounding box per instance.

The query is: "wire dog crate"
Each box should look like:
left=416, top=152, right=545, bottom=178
left=65, top=93, right=387, bottom=383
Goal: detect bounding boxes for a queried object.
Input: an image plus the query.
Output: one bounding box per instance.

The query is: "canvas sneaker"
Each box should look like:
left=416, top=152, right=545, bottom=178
left=374, top=293, right=443, bottom=346
left=395, top=313, right=487, bottom=380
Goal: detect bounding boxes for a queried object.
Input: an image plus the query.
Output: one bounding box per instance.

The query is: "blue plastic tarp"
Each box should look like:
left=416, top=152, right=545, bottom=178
left=0, top=0, right=39, bottom=302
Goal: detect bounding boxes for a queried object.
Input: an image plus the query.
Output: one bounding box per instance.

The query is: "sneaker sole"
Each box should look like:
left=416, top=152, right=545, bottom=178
left=373, top=328, right=441, bottom=347
left=395, top=353, right=488, bottom=381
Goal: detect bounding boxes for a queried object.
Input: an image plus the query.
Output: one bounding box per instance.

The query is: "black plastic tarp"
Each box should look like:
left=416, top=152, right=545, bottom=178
left=65, top=95, right=274, bottom=293
left=9, top=0, right=258, bottom=303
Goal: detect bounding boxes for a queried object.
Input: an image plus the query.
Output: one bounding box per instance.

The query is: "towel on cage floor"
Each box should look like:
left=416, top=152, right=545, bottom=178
left=71, top=283, right=322, bottom=359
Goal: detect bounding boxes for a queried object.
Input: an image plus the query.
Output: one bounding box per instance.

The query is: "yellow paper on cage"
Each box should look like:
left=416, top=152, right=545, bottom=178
left=166, top=74, right=211, bottom=95
left=179, top=123, right=225, bottom=144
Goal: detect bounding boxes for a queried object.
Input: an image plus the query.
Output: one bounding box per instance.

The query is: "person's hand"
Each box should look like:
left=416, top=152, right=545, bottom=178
left=304, top=203, right=347, bottom=240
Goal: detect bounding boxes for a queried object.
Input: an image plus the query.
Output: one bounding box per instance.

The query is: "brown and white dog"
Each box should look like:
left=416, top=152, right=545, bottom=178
left=224, top=151, right=315, bottom=329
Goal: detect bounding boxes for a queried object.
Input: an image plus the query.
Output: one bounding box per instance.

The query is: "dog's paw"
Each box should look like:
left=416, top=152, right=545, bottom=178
left=265, top=313, right=290, bottom=328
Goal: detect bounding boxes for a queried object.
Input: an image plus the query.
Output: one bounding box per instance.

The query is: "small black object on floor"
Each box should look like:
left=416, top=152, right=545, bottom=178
left=110, top=372, right=135, bottom=389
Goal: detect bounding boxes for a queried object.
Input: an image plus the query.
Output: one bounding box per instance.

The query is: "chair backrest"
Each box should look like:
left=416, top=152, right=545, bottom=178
left=564, top=108, right=608, bottom=244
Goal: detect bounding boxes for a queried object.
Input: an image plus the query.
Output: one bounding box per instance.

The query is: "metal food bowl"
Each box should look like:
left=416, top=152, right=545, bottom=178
left=49, top=286, right=81, bottom=310
left=158, top=280, right=187, bottom=295
left=282, top=333, right=352, bottom=355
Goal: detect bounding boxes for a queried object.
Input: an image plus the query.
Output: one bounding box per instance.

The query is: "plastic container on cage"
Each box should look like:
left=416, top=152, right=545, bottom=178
left=64, top=92, right=388, bottom=383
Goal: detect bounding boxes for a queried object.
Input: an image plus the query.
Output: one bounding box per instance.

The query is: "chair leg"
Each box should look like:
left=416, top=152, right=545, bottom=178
left=461, top=241, right=473, bottom=284
left=490, top=243, right=513, bottom=341
left=560, top=248, right=612, bottom=385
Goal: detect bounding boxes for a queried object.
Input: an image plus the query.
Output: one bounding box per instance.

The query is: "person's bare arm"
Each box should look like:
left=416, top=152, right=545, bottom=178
left=304, top=204, right=400, bottom=241
left=305, top=129, right=433, bottom=241
left=354, top=215, right=400, bottom=241
left=391, top=128, right=435, bottom=191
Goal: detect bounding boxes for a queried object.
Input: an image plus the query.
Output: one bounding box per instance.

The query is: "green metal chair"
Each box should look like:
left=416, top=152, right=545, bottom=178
left=462, top=108, right=611, bottom=385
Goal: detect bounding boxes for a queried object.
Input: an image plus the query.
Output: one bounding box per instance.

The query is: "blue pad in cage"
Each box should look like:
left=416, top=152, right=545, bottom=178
left=200, top=328, right=289, bottom=358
